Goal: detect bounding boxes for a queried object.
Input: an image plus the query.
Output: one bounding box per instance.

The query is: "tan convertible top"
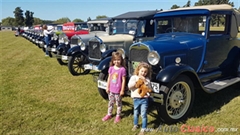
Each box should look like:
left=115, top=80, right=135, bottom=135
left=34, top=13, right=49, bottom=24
left=161, top=4, right=233, bottom=12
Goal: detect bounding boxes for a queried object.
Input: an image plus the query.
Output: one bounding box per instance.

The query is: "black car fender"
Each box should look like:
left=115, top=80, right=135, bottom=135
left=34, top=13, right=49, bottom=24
left=156, top=64, right=198, bottom=83
left=67, top=46, right=88, bottom=58
left=56, top=43, right=66, bottom=52
left=101, top=49, right=117, bottom=60
left=98, top=56, right=112, bottom=71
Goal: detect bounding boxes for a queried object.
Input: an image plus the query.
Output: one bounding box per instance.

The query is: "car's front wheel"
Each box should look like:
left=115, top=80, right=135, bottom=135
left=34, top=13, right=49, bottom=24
left=56, top=51, right=68, bottom=65
left=98, top=69, right=109, bottom=100
left=156, top=75, right=195, bottom=124
left=68, top=53, right=90, bottom=76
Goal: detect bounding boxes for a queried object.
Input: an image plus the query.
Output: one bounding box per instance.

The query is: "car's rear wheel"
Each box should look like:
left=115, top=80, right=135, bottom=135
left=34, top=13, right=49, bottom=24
left=98, top=69, right=109, bottom=100
left=56, top=51, right=68, bottom=65
left=68, top=53, right=90, bottom=75
left=156, top=75, right=195, bottom=124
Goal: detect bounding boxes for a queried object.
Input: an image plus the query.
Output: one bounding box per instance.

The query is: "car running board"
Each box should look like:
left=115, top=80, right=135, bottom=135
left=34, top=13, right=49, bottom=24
left=203, top=77, right=240, bottom=93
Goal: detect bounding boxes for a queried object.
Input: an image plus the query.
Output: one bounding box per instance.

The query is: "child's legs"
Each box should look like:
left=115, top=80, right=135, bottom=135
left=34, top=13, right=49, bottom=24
left=107, top=92, right=116, bottom=115
left=133, top=98, right=141, bottom=126
left=140, top=98, right=149, bottom=129
left=115, top=94, right=122, bottom=116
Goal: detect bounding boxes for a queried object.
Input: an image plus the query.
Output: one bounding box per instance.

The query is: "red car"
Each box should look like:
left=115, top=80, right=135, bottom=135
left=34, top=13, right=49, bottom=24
left=62, top=22, right=89, bottom=38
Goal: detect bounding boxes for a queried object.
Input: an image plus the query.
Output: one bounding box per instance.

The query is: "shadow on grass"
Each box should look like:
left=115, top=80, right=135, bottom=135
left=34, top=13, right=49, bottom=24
left=147, top=82, right=240, bottom=127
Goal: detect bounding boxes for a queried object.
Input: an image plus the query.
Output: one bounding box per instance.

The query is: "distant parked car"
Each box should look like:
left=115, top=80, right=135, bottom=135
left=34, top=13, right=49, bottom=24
left=65, top=17, right=113, bottom=75
left=97, top=4, right=240, bottom=124
left=55, top=22, right=89, bottom=65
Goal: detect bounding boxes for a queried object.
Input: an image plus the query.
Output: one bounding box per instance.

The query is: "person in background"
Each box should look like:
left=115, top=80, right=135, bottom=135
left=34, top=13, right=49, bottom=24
left=128, top=62, right=152, bottom=135
left=42, top=25, right=53, bottom=56
left=102, top=51, right=126, bottom=123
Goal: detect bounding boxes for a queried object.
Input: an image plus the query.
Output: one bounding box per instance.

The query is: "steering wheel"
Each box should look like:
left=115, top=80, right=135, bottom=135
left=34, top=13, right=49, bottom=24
left=165, top=27, right=178, bottom=33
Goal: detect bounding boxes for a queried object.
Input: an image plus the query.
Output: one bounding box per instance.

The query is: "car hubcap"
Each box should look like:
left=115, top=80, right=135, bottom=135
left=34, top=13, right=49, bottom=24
left=166, top=81, right=191, bottom=119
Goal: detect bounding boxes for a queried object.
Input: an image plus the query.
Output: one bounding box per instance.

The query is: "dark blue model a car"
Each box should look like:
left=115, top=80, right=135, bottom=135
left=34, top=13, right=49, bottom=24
left=97, top=4, right=240, bottom=124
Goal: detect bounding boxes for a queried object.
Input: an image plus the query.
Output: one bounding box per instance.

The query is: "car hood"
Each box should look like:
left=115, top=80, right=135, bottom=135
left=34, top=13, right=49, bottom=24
left=76, top=31, right=109, bottom=44
left=98, top=34, right=134, bottom=43
left=144, top=33, right=205, bottom=53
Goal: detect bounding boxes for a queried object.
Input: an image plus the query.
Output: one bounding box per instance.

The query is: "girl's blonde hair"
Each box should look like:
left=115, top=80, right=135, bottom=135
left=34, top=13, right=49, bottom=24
left=133, top=62, right=152, bottom=79
left=109, top=51, right=126, bottom=68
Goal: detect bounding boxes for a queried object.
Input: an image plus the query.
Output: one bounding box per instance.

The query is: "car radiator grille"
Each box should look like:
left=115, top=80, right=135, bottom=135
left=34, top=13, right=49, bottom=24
left=129, top=48, right=149, bottom=75
left=88, top=41, right=101, bottom=60
left=71, top=38, right=78, bottom=45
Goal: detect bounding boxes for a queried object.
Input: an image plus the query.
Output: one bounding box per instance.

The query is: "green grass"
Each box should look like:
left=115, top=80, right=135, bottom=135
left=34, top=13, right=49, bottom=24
left=1, top=31, right=240, bottom=135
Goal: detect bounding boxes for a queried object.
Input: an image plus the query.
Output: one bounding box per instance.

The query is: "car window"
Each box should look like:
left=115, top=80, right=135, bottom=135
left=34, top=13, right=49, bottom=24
left=209, top=14, right=228, bottom=36
left=156, top=15, right=206, bottom=35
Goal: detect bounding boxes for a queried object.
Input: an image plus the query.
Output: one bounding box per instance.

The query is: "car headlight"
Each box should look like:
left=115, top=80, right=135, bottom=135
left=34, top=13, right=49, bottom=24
left=100, top=43, right=106, bottom=53
left=53, top=33, right=58, bottom=40
left=80, top=42, right=86, bottom=51
left=116, top=48, right=125, bottom=59
left=148, top=51, right=160, bottom=65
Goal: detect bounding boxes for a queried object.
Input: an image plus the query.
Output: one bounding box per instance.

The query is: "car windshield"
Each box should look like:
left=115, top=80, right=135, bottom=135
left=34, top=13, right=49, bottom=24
left=75, top=24, right=88, bottom=31
left=156, top=15, right=207, bottom=35
left=112, top=19, right=139, bottom=35
left=88, top=23, right=108, bottom=32
left=57, top=26, right=62, bottom=31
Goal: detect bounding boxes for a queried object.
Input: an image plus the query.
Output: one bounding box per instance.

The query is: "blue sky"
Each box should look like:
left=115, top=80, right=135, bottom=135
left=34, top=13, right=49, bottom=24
left=1, top=0, right=240, bottom=22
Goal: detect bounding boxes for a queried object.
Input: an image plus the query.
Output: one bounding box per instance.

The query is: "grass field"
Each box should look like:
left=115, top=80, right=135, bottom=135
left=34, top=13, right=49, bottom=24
left=1, top=31, right=240, bottom=135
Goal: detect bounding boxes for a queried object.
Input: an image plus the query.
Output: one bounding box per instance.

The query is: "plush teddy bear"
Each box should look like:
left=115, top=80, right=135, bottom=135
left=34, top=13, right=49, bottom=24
left=135, top=78, right=152, bottom=98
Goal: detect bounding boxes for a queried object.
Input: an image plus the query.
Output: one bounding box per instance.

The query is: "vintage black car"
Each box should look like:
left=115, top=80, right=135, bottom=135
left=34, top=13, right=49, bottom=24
left=78, top=10, right=158, bottom=76
left=97, top=4, right=240, bottom=124
left=65, top=18, right=112, bottom=75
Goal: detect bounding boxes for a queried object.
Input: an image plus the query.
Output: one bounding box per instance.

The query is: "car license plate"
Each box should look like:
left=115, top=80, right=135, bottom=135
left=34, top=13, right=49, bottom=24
left=84, top=64, right=99, bottom=71
left=51, top=48, right=56, bottom=52
left=62, top=55, right=68, bottom=60
left=70, top=45, right=77, bottom=48
left=150, top=82, right=159, bottom=93
left=98, top=80, right=107, bottom=89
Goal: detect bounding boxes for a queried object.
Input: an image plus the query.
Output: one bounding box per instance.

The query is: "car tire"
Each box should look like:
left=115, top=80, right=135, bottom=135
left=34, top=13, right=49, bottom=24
left=68, top=53, right=90, bottom=76
left=156, top=75, right=195, bottom=124
left=56, top=51, right=68, bottom=65
left=98, top=69, right=109, bottom=100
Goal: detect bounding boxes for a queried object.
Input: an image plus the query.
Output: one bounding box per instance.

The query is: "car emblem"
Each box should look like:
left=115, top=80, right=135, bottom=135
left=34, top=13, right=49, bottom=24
left=93, top=44, right=97, bottom=49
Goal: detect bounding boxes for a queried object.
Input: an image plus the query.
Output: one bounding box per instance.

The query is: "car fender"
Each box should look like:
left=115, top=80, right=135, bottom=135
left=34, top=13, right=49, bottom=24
left=102, top=49, right=117, bottom=60
left=156, top=64, right=197, bottom=83
left=56, top=43, right=66, bottom=52
left=98, top=56, right=112, bottom=71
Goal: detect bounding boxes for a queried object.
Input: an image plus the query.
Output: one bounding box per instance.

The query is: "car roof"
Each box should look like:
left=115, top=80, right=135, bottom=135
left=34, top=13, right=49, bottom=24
left=159, top=4, right=233, bottom=13
left=113, top=10, right=159, bottom=20
left=87, top=17, right=112, bottom=24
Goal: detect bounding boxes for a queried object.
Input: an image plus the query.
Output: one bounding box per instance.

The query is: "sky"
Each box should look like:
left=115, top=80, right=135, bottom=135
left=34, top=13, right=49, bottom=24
left=1, top=0, right=240, bottom=22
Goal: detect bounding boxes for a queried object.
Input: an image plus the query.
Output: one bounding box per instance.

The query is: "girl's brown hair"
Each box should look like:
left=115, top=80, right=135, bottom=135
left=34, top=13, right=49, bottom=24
left=133, top=62, right=152, bottom=79
left=109, top=51, right=126, bottom=68
left=42, top=25, right=47, bottom=30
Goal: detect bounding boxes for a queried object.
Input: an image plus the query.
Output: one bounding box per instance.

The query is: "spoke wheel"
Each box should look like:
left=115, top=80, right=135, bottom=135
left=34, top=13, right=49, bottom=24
left=156, top=75, right=195, bottom=124
left=56, top=51, right=68, bottom=65
left=68, top=53, right=90, bottom=76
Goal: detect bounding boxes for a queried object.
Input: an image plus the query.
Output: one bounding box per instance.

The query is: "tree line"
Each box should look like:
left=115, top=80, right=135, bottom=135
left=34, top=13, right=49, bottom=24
left=1, top=0, right=240, bottom=27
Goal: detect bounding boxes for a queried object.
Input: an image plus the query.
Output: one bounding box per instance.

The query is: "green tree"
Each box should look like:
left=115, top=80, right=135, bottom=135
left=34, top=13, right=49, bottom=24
left=33, top=17, right=43, bottom=25
left=54, top=17, right=71, bottom=24
left=72, top=18, right=84, bottom=22
left=87, top=17, right=91, bottom=21
left=25, top=10, right=34, bottom=27
left=13, top=7, right=24, bottom=26
left=183, top=0, right=191, bottom=7
left=171, top=4, right=180, bottom=9
left=96, top=15, right=108, bottom=19
left=1, top=17, right=15, bottom=26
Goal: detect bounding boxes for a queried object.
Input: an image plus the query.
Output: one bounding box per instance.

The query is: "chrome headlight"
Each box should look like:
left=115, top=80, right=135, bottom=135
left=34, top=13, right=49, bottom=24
left=100, top=43, right=106, bottom=52
left=80, top=42, right=86, bottom=51
left=116, top=48, right=125, bottom=59
left=53, top=33, right=58, bottom=40
left=148, top=51, right=160, bottom=65
left=64, top=38, right=69, bottom=45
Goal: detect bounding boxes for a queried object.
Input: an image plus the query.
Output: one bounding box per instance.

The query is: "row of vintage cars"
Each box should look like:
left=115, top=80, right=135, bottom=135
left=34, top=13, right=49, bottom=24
left=20, top=4, right=240, bottom=124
